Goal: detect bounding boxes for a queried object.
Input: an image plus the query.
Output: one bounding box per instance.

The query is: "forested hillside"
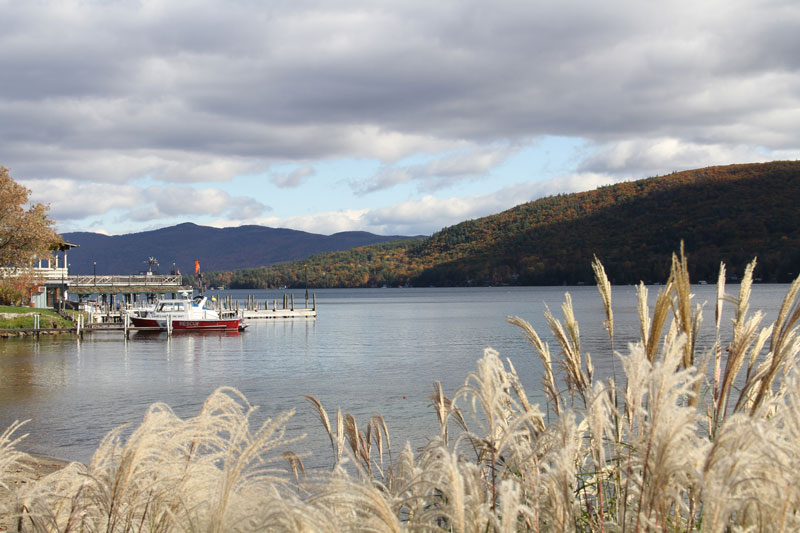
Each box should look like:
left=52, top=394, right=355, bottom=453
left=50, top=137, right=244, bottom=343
left=62, top=223, right=416, bottom=274
left=195, top=161, right=800, bottom=288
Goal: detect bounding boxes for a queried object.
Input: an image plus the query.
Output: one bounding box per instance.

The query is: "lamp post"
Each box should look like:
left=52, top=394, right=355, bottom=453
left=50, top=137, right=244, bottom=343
left=304, top=264, right=308, bottom=302
left=93, top=261, right=97, bottom=284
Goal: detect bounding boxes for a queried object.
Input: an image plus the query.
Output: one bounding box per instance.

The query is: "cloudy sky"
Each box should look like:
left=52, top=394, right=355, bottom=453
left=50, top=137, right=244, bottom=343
left=2, top=0, right=799, bottom=236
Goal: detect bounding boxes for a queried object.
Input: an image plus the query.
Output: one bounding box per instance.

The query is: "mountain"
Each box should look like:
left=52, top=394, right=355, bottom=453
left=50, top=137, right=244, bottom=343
left=61, top=223, right=418, bottom=275
left=198, top=161, right=800, bottom=288
left=410, top=161, right=800, bottom=285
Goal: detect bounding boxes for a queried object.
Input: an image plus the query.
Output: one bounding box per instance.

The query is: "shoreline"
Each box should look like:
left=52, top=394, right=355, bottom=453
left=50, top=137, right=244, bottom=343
left=0, top=453, right=69, bottom=529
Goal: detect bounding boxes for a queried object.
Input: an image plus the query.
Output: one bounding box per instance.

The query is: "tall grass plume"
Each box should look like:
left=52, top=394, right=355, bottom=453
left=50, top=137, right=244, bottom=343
left=2, top=250, right=799, bottom=531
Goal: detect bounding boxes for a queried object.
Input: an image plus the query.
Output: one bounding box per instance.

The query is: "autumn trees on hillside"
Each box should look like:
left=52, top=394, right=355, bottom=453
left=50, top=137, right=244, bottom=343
left=195, top=162, right=800, bottom=288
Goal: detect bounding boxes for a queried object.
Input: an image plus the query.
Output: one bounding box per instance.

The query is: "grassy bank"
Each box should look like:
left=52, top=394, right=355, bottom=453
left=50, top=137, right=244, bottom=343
left=0, top=306, right=76, bottom=331
left=2, top=252, right=800, bottom=531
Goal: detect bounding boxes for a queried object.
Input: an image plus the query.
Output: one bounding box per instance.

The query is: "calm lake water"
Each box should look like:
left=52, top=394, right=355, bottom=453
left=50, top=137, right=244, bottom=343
left=0, top=284, right=791, bottom=467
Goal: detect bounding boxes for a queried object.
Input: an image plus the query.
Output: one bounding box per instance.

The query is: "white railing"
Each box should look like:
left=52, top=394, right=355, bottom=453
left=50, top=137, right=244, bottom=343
left=0, top=266, right=67, bottom=280
left=33, top=267, right=70, bottom=280
left=1, top=268, right=183, bottom=286
left=69, top=274, right=183, bottom=286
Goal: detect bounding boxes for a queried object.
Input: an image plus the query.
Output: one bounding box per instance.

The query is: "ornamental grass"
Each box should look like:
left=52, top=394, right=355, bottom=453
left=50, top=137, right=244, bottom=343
left=3, top=250, right=800, bottom=531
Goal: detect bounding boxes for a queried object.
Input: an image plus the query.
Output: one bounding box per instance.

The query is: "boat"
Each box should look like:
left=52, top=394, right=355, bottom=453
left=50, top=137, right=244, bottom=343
left=129, top=293, right=246, bottom=331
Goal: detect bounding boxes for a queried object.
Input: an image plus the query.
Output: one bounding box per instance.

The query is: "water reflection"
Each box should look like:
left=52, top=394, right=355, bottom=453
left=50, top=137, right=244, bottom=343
left=0, top=285, right=791, bottom=466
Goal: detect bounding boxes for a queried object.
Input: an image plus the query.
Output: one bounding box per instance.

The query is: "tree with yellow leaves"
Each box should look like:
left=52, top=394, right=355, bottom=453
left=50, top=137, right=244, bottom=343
left=0, top=166, right=60, bottom=268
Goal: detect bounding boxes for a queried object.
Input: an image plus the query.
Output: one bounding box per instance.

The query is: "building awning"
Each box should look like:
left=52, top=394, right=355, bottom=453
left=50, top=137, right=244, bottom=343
left=51, top=241, right=80, bottom=252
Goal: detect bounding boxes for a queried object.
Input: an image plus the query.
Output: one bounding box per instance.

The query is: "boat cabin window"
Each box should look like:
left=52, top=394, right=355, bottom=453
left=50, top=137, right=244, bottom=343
left=157, top=302, right=186, bottom=312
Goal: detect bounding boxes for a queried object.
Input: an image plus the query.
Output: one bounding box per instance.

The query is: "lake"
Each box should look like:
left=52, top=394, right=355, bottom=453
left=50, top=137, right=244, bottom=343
left=0, top=284, right=791, bottom=468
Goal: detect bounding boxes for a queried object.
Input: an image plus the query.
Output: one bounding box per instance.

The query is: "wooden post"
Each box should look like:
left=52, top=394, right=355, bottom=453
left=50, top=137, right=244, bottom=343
left=313, top=293, right=316, bottom=311
left=291, top=294, right=294, bottom=311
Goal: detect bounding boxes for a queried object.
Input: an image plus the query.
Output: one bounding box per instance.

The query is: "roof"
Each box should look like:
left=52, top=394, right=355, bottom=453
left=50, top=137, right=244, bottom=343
left=52, top=241, right=80, bottom=251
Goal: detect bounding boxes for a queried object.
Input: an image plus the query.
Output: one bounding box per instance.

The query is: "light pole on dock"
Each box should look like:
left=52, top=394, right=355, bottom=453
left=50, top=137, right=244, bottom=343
left=93, top=261, right=96, bottom=284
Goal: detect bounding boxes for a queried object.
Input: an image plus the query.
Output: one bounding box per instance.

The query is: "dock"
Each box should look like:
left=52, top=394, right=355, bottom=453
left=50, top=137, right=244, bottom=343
left=6, top=292, right=317, bottom=338
left=242, top=308, right=316, bottom=319
left=1, top=291, right=317, bottom=338
left=217, top=293, right=317, bottom=320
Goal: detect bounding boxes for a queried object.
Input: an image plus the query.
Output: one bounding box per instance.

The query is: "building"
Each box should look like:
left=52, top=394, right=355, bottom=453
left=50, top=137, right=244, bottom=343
left=29, top=241, right=78, bottom=308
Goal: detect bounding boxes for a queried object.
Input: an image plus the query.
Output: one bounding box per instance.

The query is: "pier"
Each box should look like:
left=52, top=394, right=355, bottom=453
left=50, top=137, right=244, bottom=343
left=68, top=274, right=190, bottom=309
left=216, top=293, right=317, bottom=320
left=7, top=292, right=320, bottom=338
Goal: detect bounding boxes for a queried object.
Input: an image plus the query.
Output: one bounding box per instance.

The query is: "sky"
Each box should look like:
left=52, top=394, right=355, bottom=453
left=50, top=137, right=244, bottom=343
left=1, top=0, right=799, bottom=237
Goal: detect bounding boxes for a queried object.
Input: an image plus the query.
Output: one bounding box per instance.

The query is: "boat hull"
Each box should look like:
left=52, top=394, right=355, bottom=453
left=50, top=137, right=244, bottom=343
left=130, top=316, right=245, bottom=331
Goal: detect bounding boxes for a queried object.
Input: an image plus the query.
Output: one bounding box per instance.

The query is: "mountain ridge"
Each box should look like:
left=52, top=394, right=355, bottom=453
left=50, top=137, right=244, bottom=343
left=61, top=222, right=420, bottom=275
left=194, top=161, right=800, bottom=288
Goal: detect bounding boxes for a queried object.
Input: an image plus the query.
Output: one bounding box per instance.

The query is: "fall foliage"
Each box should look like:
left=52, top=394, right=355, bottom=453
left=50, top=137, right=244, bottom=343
left=0, top=167, right=60, bottom=267
left=0, top=167, right=60, bottom=304
left=194, top=161, right=800, bottom=288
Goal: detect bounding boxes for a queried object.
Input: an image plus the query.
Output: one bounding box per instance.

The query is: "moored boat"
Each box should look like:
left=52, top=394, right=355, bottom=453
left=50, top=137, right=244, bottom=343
left=129, top=293, right=246, bottom=331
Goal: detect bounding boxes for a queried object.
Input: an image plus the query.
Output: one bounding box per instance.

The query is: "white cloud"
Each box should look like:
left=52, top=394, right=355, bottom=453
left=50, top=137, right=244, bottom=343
left=355, top=145, right=520, bottom=194
left=578, top=138, right=788, bottom=177
left=25, top=179, right=144, bottom=219
left=247, top=210, right=372, bottom=235
left=239, top=172, right=624, bottom=236
left=142, top=186, right=269, bottom=218
left=26, top=179, right=269, bottom=228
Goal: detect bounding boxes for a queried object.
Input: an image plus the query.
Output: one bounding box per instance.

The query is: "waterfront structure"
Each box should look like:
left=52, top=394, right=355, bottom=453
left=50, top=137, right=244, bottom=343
left=27, top=241, right=78, bottom=308
left=24, top=242, right=190, bottom=309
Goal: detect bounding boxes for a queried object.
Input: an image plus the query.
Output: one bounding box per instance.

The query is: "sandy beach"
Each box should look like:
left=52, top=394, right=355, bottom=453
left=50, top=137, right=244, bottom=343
left=0, top=454, right=68, bottom=531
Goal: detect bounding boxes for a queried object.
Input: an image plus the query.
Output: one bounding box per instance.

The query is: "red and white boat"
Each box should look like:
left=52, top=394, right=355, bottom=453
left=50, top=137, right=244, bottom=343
left=129, top=293, right=246, bottom=331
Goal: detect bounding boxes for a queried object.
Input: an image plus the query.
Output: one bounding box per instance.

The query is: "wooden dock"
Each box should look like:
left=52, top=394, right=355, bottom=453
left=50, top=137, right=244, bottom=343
left=217, top=293, right=317, bottom=320
left=241, top=308, right=316, bottom=319
left=1, top=292, right=317, bottom=338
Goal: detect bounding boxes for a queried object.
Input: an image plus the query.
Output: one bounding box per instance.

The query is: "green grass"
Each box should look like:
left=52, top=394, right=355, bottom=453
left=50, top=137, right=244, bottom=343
left=0, top=306, right=75, bottom=329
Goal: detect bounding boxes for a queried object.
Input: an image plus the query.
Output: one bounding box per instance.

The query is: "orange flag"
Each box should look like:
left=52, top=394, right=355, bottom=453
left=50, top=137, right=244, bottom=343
left=194, top=260, right=200, bottom=274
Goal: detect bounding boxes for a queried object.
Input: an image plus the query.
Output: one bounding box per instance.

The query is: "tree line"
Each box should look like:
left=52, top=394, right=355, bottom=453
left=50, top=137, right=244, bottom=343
left=192, top=161, right=800, bottom=288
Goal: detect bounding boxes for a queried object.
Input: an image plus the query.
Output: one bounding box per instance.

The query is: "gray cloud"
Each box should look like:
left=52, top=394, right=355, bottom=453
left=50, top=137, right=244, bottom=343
left=2, top=0, right=799, bottom=232
left=271, top=165, right=315, bottom=188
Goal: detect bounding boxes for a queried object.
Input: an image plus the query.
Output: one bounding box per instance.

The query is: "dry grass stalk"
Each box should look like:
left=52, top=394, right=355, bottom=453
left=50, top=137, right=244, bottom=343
left=507, top=316, right=561, bottom=416
left=592, top=256, right=614, bottom=349
left=668, top=246, right=705, bottom=412
left=753, top=275, right=800, bottom=411
left=4, top=251, right=800, bottom=532
left=0, top=420, right=28, bottom=492
left=711, top=263, right=726, bottom=421
left=642, top=280, right=675, bottom=364
left=670, top=245, right=702, bottom=371
left=544, top=294, right=591, bottom=406
left=712, top=259, right=773, bottom=429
